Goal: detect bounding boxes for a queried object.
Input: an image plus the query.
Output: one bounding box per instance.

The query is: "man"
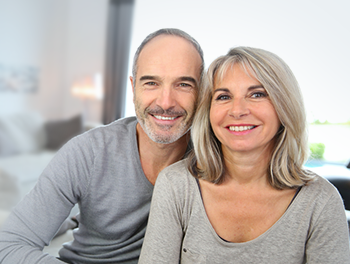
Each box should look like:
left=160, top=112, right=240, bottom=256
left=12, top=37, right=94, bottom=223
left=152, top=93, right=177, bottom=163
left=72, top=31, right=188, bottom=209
left=0, top=28, right=204, bottom=264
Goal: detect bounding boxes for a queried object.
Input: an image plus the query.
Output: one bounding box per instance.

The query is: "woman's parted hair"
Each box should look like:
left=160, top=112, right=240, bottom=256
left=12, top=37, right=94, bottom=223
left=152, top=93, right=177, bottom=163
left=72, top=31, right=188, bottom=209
left=188, top=46, right=314, bottom=189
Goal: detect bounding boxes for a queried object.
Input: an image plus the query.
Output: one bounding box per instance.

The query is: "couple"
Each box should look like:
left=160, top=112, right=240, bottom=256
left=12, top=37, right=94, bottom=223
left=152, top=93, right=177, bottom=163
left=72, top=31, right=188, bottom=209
left=0, top=28, right=349, bottom=263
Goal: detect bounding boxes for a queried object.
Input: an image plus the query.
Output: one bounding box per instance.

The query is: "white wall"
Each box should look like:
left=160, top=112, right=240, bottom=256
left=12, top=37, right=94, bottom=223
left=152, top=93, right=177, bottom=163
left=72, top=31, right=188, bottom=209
left=27, top=0, right=69, bottom=119
left=0, top=0, right=108, bottom=123
left=0, top=0, right=55, bottom=114
left=60, top=0, right=108, bottom=122
left=1, top=0, right=348, bottom=124
left=126, top=0, right=350, bottom=124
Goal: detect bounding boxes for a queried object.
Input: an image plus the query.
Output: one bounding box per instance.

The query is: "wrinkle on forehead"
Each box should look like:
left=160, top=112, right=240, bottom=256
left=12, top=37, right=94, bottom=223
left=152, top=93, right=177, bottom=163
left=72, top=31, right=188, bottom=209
left=136, top=35, right=202, bottom=84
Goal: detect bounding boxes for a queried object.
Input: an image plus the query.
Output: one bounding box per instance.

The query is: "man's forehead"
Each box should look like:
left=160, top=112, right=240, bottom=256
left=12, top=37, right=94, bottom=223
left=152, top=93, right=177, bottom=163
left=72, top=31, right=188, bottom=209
left=136, top=35, right=202, bottom=81
left=141, top=34, right=187, bottom=51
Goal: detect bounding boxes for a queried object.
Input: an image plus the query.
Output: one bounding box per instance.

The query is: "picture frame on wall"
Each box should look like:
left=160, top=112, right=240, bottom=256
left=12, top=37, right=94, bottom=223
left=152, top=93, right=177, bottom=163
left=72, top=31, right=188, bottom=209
left=0, top=64, right=39, bottom=93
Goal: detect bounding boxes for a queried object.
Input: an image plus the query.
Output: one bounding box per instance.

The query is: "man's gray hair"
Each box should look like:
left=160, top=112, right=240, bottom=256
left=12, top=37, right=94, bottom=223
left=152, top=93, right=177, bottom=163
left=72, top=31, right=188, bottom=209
left=132, top=28, right=204, bottom=83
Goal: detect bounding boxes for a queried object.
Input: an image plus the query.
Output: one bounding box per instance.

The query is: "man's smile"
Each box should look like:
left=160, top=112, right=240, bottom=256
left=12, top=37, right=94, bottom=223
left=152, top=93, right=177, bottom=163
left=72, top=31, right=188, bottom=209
left=153, top=115, right=177, bottom=121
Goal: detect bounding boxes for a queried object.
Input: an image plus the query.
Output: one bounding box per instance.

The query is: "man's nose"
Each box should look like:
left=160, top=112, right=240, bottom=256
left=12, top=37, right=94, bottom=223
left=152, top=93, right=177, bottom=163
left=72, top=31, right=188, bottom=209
left=156, top=87, right=176, bottom=110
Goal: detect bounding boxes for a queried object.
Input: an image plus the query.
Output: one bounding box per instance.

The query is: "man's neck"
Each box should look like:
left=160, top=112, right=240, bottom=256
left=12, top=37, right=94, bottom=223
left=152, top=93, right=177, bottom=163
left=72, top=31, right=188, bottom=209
left=136, top=123, right=190, bottom=185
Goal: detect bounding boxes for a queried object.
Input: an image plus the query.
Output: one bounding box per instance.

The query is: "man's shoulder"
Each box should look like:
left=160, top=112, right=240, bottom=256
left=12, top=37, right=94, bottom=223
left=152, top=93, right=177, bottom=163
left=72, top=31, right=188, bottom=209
left=86, top=116, right=137, bottom=137
left=66, top=117, right=138, bottom=152
left=102, top=116, right=137, bottom=130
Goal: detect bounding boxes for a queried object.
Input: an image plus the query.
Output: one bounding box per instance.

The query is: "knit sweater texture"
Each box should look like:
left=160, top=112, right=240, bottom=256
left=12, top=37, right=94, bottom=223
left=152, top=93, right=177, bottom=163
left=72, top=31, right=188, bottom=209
left=139, top=160, right=350, bottom=264
left=0, top=117, right=153, bottom=264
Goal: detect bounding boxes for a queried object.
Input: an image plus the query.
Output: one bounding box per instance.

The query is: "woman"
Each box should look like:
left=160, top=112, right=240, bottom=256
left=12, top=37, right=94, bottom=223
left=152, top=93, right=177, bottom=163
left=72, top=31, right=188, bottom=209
left=139, top=47, right=350, bottom=263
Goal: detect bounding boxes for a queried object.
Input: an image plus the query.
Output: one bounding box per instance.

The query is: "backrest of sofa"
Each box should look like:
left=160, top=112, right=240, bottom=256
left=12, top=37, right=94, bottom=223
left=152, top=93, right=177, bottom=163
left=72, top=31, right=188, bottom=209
left=0, top=112, right=46, bottom=157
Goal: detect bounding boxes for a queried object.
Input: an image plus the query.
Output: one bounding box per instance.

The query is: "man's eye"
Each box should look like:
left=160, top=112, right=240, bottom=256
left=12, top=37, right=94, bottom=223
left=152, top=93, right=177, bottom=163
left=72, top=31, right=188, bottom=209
left=145, top=82, right=157, bottom=86
left=179, top=83, right=191, bottom=87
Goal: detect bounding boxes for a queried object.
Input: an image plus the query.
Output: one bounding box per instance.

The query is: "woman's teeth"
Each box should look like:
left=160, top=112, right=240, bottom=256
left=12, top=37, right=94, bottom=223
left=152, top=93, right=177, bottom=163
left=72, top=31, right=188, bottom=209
left=229, top=126, right=255, bottom=132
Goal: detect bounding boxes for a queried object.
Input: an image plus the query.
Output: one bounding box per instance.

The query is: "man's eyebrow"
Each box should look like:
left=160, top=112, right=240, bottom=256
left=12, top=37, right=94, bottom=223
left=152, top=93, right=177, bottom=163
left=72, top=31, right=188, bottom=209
left=177, top=76, right=197, bottom=86
left=139, top=75, right=161, bottom=82
left=139, top=75, right=198, bottom=86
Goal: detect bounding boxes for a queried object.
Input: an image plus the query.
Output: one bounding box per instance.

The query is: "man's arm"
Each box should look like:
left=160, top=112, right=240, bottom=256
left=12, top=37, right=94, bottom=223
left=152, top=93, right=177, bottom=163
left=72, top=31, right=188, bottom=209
left=0, top=137, right=91, bottom=264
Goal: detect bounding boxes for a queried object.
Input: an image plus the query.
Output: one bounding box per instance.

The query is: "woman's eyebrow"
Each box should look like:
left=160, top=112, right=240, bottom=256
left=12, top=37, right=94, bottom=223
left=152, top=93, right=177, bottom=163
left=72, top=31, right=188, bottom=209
left=213, top=85, right=265, bottom=95
left=213, top=88, right=230, bottom=92
left=248, top=85, right=264, bottom=90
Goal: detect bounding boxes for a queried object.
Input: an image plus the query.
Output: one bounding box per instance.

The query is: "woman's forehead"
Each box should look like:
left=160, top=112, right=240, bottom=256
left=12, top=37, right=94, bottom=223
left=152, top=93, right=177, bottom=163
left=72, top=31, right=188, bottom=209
left=213, top=62, right=258, bottom=87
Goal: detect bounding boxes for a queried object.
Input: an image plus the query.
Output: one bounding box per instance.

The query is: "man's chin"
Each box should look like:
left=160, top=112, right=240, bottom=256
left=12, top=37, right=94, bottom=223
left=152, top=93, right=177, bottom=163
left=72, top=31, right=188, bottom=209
left=149, top=130, right=188, bottom=144
left=138, top=118, right=190, bottom=144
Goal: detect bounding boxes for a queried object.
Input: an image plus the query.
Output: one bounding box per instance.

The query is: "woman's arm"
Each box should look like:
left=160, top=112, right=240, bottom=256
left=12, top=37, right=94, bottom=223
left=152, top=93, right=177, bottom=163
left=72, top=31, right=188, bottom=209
left=306, top=190, right=350, bottom=263
left=139, top=172, right=185, bottom=263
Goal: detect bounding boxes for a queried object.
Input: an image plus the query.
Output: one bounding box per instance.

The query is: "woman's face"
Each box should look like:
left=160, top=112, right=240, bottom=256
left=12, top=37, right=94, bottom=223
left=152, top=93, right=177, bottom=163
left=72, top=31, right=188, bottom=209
left=210, top=64, right=281, bottom=156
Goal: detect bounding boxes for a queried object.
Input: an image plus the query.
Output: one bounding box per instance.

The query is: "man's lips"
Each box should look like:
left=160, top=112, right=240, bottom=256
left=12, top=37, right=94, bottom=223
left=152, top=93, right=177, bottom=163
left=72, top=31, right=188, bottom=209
left=146, top=106, right=186, bottom=121
left=153, top=115, right=177, bottom=121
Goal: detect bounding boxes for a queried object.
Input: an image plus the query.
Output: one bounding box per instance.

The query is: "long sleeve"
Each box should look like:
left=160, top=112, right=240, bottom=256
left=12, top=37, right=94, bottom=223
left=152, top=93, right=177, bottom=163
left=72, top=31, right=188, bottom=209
left=305, top=188, right=350, bottom=263
left=0, top=136, right=92, bottom=264
left=0, top=117, right=154, bottom=264
left=139, top=173, right=185, bottom=263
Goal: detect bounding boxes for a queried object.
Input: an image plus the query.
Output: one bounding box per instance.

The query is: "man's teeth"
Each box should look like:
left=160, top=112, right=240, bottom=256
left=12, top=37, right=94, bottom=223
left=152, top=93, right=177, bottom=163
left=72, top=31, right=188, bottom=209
left=154, top=115, right=176, bottom=120
left=229, top=126, right=254, bottom=132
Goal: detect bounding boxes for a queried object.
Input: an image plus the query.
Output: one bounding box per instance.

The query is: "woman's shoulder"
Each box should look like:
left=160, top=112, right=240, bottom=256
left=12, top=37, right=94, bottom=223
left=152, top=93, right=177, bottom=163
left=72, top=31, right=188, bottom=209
left=156, top=159, right=197, bottom=191
left=303, top=174, right=340, bottom=197
left=297, top=174, right=344, bottom=210
left=162, top=159, right=189, bottom=174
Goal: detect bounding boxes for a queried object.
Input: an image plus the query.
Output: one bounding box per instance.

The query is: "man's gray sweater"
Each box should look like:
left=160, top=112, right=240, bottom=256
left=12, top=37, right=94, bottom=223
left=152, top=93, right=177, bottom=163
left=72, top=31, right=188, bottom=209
left=0, top=117, right=154, bottom=264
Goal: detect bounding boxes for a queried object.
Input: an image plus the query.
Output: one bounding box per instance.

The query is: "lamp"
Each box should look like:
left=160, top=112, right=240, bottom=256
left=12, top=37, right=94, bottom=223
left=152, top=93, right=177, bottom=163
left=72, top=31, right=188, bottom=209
left=71, top=73, right=103, bottom=100
left=71, top=73, right=103, bottom=123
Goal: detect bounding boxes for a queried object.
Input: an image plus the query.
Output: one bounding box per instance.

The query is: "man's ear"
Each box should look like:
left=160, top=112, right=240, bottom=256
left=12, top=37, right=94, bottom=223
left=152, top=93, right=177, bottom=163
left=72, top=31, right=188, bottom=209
left=129, top=76, right=135, bottom=103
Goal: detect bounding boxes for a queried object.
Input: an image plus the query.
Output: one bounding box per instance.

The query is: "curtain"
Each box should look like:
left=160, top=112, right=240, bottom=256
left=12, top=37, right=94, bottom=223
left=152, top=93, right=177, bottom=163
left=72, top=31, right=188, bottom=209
left=103, top=0, right=134, bottom=125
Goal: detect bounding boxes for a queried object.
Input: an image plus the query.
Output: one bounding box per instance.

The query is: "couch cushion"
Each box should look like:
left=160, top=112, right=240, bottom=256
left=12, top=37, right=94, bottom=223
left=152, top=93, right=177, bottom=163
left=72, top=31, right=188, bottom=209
left=0, top=126, right=18, bottom=157
left=0, top=150, right=56, bottom=205
left=0, top=112, right=46, bottom=157
left=45, top=115, right=83, bottom=150
left=0, top=209, right=11, bottom=229
left=0, top=169, right=20, bottom=210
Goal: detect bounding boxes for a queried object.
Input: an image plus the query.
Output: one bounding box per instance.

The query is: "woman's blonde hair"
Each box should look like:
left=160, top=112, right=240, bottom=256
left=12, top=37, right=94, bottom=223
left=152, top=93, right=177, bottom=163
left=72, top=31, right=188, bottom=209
left=188, top=46, right=314, bottom=189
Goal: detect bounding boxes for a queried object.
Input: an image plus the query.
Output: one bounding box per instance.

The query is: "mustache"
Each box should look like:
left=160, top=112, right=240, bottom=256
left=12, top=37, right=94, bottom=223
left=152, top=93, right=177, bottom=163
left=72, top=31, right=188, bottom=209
left=146, top=106, right=186, bottom=116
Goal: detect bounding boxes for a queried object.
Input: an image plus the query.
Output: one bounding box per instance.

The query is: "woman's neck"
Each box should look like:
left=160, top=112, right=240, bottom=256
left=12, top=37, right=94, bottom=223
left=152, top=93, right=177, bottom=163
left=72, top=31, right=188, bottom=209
left=221, top=145, right=273, bottom=186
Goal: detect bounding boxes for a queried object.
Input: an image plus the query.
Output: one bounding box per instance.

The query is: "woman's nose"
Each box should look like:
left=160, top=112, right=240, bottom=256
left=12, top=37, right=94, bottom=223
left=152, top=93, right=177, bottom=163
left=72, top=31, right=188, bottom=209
left=228, top=98, right=249, bottom=119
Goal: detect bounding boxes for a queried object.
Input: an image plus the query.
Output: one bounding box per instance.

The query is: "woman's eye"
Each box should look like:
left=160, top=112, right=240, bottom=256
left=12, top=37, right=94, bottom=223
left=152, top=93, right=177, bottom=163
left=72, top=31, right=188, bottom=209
left=179, top=83, right=191, bottom=87
left=215, top=94, right=230, bottom=100
left=251, top=92, right=268, bottom=98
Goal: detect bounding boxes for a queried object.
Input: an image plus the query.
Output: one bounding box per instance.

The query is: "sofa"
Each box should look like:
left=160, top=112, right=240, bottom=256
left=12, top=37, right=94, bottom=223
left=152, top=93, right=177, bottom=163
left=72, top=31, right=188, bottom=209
left=0, top=111, right=82, bottom=255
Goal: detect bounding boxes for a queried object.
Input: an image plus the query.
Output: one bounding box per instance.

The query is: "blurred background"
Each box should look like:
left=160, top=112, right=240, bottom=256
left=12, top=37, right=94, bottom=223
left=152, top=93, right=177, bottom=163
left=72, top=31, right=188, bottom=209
left=0, top=0, right=349, bottom=214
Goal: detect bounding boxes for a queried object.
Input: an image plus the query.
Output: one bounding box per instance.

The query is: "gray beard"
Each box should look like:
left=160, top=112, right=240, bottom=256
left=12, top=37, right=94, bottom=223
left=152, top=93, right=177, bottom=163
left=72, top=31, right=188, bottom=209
left=136, top=116, right=190, bottom=144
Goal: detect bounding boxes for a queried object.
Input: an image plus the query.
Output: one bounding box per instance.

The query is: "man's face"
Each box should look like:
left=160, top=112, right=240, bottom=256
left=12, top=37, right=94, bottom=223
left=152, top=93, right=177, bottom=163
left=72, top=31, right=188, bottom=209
left=131, top=35, right=202, bottom=144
